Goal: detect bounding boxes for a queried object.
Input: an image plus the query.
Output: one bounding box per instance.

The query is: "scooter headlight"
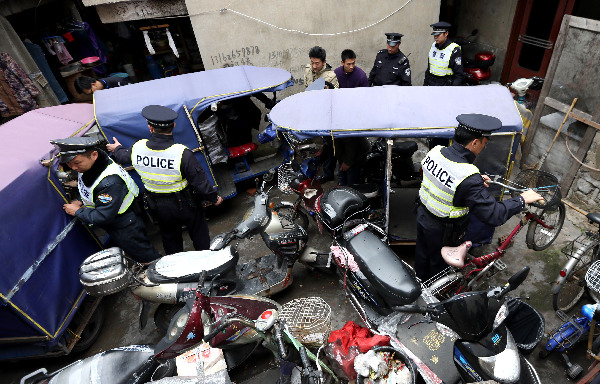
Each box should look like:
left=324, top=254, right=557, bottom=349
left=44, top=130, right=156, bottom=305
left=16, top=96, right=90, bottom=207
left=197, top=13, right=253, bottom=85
left=493, top=302, right=509, bottom=329
left=167, top=307, right=191, bottom=341
left=478, top=331, right=520, bottom=383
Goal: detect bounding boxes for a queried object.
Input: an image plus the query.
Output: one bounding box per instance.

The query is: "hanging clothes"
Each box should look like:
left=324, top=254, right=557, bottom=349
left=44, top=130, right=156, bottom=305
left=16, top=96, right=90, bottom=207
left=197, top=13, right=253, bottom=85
left=53, top=40, right=73, bottom=65
left=67, top=21, right=108, bottom=75
left=0, top=52, right=40, bottom=117
left=23, top=41, right=68, bottom=103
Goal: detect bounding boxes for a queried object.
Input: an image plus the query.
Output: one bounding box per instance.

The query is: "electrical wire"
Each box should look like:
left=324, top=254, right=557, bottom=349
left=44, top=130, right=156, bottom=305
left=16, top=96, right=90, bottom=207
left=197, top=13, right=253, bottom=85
left=192, top=1, right=416, bottom=36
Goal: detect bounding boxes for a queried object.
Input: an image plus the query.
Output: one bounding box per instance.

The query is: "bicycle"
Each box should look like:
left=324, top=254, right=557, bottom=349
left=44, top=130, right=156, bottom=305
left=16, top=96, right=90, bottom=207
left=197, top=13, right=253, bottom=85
left=539, top=261, right=600, bottom=380
left=425, top=169, right=565, bottom=299
left=552, top=213, right=600, bottom=312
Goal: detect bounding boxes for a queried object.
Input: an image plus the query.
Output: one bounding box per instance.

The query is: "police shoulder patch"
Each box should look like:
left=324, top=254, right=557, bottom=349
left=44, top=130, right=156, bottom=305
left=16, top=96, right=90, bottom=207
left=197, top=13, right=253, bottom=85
left=405, top=68, right=411, bottom=76
left=455, top=57, right=462, bottom=65
left=98, top=193, right=113, bottom=204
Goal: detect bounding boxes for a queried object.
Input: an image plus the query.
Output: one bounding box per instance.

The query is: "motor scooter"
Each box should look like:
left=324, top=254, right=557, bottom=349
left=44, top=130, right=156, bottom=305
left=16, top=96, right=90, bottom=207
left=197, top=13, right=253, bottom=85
left=393, top=267, right=541, bottom=384
left=454, top=29, right=496, bottom=85
left=79, top=179, right=313, bottom=331
left=317, top=187, right=542, bottom=383
left=18, top=273, right=285, bottom=384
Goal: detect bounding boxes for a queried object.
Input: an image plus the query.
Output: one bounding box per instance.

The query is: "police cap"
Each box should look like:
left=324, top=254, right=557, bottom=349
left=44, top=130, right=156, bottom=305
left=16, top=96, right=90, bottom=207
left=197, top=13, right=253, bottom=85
left=385, top=32, right=403, bottom=47
left=51, top=135, right=104, bottom=163
left=431, top=21, right=451, bottom=35
left=456, top=114, right=502, bottom=137
left=142, top=105, right=178, bottom=128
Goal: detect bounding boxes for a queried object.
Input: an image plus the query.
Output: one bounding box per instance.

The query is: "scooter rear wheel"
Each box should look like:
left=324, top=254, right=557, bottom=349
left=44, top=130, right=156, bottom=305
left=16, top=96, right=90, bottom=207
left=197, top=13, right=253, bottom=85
left=71, top=297, right=105, bottom=353
left=154, top=303, right=185, bottom=333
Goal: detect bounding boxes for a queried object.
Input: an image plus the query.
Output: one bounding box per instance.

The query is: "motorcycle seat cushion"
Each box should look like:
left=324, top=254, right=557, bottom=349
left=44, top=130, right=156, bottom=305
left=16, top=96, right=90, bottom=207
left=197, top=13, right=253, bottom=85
left=147, top=247, right=239, bottom=283
left=348, top=230, right=421, bottom=306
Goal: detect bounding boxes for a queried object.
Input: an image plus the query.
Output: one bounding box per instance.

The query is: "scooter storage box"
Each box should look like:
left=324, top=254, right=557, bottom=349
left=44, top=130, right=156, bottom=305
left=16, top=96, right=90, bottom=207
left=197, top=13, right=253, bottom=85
left=79, top=247, right=130, bottom=297
left=317, top=187, right=369, bottom=231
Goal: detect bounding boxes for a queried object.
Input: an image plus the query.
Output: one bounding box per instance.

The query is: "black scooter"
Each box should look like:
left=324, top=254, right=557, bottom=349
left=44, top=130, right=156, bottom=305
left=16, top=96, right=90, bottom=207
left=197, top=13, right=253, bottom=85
left=317, top=187, right=542, bottom=383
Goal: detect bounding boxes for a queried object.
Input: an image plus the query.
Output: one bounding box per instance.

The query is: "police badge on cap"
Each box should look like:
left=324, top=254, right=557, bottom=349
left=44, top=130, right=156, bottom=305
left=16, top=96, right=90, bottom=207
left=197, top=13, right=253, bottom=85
left=430, top=21, right=451, bottom=36
left=385, top=32, right=403, bottom=47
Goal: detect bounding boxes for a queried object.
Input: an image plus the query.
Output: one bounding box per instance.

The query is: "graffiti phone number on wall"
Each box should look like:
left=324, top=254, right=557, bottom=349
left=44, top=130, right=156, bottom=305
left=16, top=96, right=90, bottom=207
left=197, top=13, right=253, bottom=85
left=211, top=46, right=260, bottom=66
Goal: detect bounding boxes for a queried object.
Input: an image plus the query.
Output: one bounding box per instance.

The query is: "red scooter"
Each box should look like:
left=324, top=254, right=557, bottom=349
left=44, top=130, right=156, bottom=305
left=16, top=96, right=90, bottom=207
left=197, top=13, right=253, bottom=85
left=455, top=29, right=496, bottom=85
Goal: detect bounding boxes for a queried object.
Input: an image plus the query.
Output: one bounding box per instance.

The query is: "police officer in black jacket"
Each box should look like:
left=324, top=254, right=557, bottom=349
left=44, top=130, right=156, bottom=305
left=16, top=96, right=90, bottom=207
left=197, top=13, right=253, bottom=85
left=107, top=105, right=223, bottom=255
left=423, top=22, right=464, bottom=86
left=53, top=136, right=160, bottom=264
left=368, top=32, right=411, bottom=86
left=414, top=114, right=543, bottom=281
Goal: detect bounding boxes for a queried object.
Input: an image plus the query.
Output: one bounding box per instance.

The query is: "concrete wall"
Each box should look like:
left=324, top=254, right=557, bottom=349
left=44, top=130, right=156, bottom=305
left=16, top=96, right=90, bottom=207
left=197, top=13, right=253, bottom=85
left=453, top=0, right=518, bottom=83
left=185, top=0, right=440, bottom=96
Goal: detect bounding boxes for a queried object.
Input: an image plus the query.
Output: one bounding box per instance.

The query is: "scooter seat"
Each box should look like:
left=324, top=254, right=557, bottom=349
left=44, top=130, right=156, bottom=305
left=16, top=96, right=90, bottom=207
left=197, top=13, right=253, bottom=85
left=49, top=345, right=155, bottom=383
left=392, top=141, right=418, bottom=156
left=348, top=230, right=421, bottom=306
left=587, top=212, right=600, bottom=225
left=147, top=247, right=239, bottom=283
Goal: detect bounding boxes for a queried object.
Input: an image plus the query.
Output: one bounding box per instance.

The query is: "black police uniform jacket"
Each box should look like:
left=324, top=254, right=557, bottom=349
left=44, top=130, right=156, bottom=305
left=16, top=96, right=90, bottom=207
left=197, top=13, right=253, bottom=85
left=75, top=150, right=134, bottom=227
left=113, top=133, right=219, bottom=202
left=368, top=49, right=411, bottom=86
left=418, top=142, right=525, bottom=232
left=423, top=39, right=464, bottom=86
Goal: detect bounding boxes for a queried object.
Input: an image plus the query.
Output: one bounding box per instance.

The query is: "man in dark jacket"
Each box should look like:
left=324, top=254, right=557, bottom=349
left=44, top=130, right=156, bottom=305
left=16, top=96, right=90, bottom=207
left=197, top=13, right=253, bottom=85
left=369, top=33, right=411, bottom=86
left=52, top=136, right=160, bottom=264
left=107, top=105, right=223, bottom=255
left=334, top=49, right=369, bottom=88
left=415, top=114, right=542, bottom=281
left=74, top=75, right=130, bottom=94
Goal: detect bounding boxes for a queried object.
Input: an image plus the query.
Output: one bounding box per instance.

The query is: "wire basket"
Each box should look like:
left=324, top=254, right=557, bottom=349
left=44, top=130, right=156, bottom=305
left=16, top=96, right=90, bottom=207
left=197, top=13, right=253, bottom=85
left=277, top=161, right=296, bottom=194
left=561, top=232, right=599, bottom=260
left=510, top=169, right=561, bottom=209
left=279, top=297, right=332, bottom=347
left=422, top=267, right=464, bottom=299
left=586, top=260, right=600, bottom=297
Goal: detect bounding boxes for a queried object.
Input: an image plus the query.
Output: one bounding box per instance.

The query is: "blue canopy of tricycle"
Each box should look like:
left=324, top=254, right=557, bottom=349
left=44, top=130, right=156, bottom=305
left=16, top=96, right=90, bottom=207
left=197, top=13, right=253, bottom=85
left=0, top=104, right=102, bottom=359
left=269, top=84, right=523, bottom=139
left=94, top=66, right=293, bottom=150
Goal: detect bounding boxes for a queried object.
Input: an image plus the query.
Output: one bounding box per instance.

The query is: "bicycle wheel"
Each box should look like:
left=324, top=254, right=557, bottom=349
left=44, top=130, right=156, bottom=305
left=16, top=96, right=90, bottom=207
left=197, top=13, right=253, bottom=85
left=553, top=243, right=599, bottom=312
left=272, top=203, right=309, bottom=231
left=525, top=202, right=566, bottom=251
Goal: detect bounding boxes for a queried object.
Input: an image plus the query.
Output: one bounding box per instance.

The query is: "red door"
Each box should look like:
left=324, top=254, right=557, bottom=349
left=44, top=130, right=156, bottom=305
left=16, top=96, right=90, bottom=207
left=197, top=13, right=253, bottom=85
left=501, top=0, right=576, bottom=84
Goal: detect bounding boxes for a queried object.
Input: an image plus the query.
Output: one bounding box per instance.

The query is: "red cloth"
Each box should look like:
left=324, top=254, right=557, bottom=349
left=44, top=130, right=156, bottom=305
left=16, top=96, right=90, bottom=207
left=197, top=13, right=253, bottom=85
left=327, top=320, right=390, bottom=353
left=63, top=32, right=75, bottom=42
left=227, top=142, right=258, bottom=158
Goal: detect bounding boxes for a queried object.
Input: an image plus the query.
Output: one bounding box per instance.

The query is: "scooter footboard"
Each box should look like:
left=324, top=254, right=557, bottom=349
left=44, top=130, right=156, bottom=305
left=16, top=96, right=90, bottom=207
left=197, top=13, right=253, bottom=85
left=394, top=312, right=460, bottom=384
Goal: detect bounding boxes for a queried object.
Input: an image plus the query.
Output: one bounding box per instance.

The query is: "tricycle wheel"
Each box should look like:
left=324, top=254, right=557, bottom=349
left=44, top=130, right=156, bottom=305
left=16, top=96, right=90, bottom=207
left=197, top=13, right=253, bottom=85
left=71, top=298, right=105, bottom=353
left=154, top=303, right=185, bottom=333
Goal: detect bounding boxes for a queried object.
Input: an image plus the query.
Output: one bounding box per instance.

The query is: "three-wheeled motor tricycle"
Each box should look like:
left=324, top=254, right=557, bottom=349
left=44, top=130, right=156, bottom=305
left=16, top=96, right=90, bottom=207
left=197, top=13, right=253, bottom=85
left=93, top=65, right=294, bottom=199
left=268, top=84, right=524, bottom=247
left=0, top=104, right=105, bottom=360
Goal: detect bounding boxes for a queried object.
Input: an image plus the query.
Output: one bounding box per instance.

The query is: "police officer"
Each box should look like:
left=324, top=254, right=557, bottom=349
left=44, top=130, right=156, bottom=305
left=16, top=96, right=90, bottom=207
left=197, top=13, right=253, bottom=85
left=423, top=22, right=464, bottom=86
left=368, top=32, right=411, bottom=86
left=52, top=136, right=160, bottom=264
left=414, top=114, right=543, bottom=281
left=107, top=105, right=223, bottom=255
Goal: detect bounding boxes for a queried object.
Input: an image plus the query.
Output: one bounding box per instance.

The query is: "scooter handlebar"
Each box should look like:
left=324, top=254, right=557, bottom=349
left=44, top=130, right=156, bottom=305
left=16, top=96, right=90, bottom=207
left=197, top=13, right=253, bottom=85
left=392, top=304, right=444, bottom=316
left=274, top=322, right=289, bottom=360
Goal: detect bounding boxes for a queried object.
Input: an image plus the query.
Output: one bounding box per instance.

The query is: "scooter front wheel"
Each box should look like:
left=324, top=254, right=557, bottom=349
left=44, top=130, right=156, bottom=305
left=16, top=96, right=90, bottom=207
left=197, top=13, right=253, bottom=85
left=154, top=303, right=185, bottom=333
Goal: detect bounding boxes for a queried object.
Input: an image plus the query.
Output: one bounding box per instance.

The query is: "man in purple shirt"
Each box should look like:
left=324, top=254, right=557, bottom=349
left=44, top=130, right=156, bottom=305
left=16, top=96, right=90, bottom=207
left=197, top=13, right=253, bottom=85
left=334, top=49, right=369, bottom=88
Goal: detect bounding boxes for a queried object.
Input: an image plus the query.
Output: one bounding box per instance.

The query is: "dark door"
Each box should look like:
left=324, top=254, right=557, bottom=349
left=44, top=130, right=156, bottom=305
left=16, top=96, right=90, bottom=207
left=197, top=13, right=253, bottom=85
left=502, top=0, right=576, bottom=83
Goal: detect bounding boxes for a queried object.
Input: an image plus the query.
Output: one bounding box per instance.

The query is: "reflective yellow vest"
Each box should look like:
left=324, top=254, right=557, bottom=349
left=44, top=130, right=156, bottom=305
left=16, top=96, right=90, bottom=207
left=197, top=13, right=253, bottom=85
left=78, top=160, right=139, bottom=214
left=428, top=42, right=460, bottom=77
left=131, top=140, right=188, bottom=193
left=419, top=146, right=479, bottom=218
